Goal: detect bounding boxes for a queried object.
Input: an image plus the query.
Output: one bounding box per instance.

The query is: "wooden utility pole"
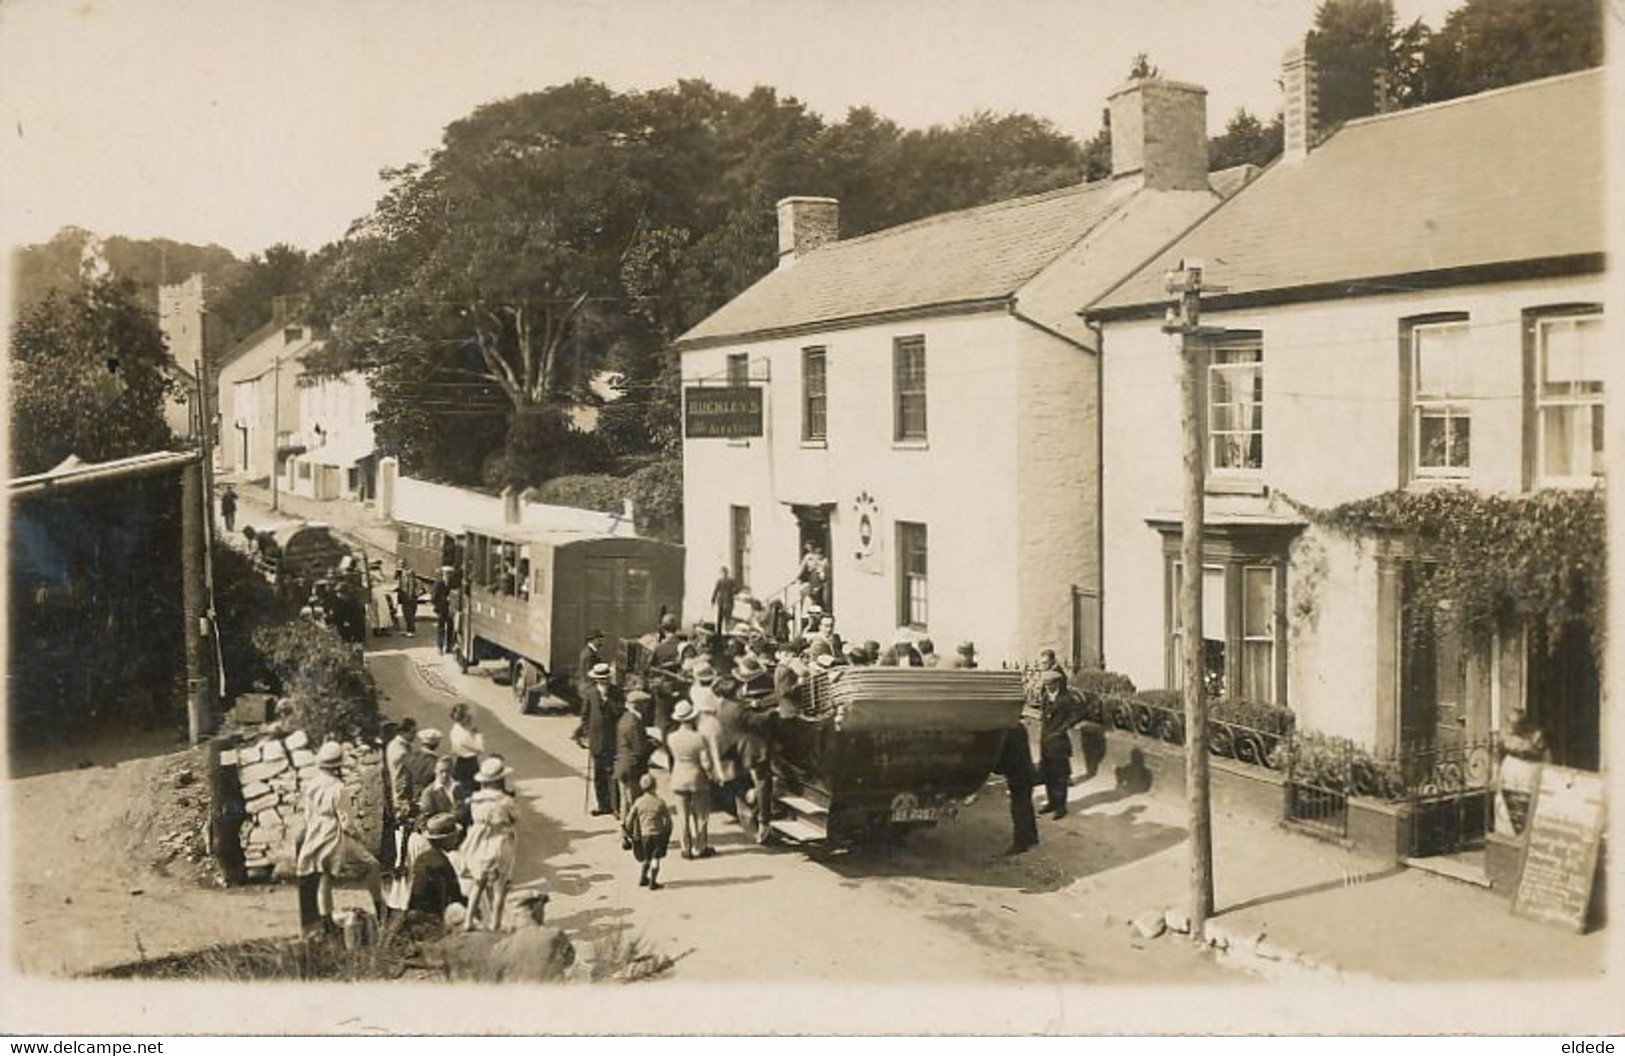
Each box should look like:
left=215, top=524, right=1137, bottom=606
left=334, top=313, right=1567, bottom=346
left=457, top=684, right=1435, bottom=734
left=1165, top=259, right=1214, bottom=937
left=180, top=459, right=216, bottom=743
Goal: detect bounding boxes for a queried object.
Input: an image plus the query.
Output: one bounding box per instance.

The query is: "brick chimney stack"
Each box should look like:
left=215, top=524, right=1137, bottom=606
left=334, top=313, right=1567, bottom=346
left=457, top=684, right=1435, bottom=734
left=776, top=197, right=839, bottom=269
left=1282, top=43, right=1319, bottom=160
left=1107, top=78, right=1209, bottom=192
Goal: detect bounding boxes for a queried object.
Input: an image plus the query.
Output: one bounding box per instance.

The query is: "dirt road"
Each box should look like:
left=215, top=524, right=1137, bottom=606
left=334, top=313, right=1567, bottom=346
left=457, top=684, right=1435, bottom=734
left=372, top=640, right=1235, bottom=986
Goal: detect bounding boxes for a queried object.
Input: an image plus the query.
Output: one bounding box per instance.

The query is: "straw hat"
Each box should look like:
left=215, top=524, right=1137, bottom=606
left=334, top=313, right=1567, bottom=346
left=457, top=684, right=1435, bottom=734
left=589, top=662, right=613, bottom=682
left=673, top=699, right=697, bottom=723
left=316, top=742, right=344, bottom=771
left=423, top=813, right=462, bottom=845
left=733, top=655, right=766, bottom=680
left=692, top=663, right=717, bottom=685
left=476, top=756, right=513, bottom=783
left=417, top=728, right=443, bottom=749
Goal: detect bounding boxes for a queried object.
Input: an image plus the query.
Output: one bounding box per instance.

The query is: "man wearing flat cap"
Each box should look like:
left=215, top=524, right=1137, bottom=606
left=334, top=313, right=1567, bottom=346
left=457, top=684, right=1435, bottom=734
left=1037, top=669, right=1087, bottom=819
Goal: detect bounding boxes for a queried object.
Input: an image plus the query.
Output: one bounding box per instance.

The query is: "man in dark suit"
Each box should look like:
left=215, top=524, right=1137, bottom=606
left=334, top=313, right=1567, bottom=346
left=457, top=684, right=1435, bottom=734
left=613, top=691, right=655, bottom=820
left=992, top=721, right=1038, bottom=855
left=1037, top=670, right=1087, bottom=819
left=582, top=663, right=621, bottom=816
left=572, top=630, right=608, bottom=745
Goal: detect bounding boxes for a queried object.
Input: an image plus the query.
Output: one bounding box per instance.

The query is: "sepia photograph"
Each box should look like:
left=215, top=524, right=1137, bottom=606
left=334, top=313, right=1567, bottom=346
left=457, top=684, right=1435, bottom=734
left=0, top=0, right=1620, bottom=1038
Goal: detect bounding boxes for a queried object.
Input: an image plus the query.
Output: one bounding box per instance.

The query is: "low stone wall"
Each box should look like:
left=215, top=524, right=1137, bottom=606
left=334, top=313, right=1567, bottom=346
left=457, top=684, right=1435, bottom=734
left=1095, top=726, right=1286, bottom=822
left=1098, top=728, right=1408, bottom=864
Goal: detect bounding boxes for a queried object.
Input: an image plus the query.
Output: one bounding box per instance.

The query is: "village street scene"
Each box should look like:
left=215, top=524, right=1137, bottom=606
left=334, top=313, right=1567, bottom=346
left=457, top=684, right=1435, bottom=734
left=2, top=0, right=1618, bottom=1038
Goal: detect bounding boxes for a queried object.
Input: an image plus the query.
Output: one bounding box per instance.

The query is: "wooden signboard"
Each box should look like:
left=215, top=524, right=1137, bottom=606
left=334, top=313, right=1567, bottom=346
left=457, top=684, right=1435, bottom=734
left=1511, top=764, right=1605, bottom=932
left=684, top=386, right=763, bottom=439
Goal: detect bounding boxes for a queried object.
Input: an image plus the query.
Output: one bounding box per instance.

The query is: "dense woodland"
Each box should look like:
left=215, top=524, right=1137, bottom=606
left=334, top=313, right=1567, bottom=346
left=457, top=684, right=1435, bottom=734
left=10, top=0, right=1603, bottom=522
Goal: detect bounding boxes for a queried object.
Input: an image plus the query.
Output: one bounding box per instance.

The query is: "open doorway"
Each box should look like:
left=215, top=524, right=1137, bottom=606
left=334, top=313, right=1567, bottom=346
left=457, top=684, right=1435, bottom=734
left=790, top=503, right=834, bottom=615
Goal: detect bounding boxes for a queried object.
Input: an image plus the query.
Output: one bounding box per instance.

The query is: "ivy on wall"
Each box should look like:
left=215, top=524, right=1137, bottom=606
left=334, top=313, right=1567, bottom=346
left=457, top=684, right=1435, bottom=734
left=1281, top=487, right=1606, bottom=659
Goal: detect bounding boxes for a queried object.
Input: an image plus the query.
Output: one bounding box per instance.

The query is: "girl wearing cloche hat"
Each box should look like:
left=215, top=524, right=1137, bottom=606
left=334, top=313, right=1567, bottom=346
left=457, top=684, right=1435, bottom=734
left=458, top=754, right=519, bottom=931
left=295, top=741, right=387, bottom=932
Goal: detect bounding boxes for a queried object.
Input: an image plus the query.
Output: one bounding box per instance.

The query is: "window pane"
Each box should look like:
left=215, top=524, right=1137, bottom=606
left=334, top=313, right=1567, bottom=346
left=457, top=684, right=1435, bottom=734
left=1418, top=410, right=1469, bottom=470
left=1243, top=566, right=1274, bottom=637
left=1543, top=317, right=1604, bottom=390
left=1242, top=641, right=1273, bottom=702
left=1207, top=340, right=1263, bottom=474
left=1415, top=324, right=1471, bottom=398
left=803, top=348, right=827, bottom=440
left=1448, top=415, right=1471, bottom=467
left=1202, top=566, right=1226, bottom=639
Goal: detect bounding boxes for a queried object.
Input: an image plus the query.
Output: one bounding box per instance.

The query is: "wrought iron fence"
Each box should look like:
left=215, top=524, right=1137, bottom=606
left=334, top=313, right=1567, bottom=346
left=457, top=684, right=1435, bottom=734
left=1072, top=689, right=1291, bottom=772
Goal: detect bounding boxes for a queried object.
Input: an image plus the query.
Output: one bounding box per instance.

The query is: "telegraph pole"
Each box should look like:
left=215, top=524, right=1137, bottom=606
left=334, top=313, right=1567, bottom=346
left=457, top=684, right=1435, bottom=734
left=1164, top=259, right=1214, bottom=937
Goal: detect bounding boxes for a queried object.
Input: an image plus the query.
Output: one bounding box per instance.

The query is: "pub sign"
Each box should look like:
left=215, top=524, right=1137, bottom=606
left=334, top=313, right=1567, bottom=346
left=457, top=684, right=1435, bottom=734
left=684, top=386, right=763, bottom=439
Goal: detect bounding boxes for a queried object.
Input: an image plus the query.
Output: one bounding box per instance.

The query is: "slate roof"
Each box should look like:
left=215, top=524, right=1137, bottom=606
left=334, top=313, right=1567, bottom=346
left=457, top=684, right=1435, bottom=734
left=1091, top=69, right=1604, bottom=315
left=677, top=166, right=1257, bottom=348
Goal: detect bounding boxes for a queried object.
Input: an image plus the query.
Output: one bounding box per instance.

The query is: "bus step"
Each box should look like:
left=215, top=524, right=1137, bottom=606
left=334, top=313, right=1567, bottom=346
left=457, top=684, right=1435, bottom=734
left=768, top=817, right=827, bottom=844
left=777, top=794, right=828, bottom=817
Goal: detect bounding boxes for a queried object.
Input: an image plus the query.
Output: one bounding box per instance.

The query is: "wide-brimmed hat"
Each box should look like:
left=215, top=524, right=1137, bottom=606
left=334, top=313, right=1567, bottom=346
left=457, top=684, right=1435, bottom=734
left=316, top=741, right=344, bottom=771
left=417, top=728, right=443, bottom=749
left=673, top=699, right=697, bottom=723
left=692, top=663, right=717, bottom=684
left=734, top=655, right=766, bottom=680
left=589, top=662, right=613, bottom=681
left=423, top=813, right=462, bottom=844
left=476, top=756, right=513, bottom=783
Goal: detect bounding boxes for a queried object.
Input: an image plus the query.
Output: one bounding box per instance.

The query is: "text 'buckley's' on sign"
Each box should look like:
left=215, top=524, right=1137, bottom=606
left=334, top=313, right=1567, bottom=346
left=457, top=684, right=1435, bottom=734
left=684, top=386, right=763, bottom=438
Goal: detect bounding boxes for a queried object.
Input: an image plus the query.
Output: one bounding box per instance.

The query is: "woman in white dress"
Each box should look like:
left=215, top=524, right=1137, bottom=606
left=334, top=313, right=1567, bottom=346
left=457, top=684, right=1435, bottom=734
left=459, top=755, right=519, bottom=931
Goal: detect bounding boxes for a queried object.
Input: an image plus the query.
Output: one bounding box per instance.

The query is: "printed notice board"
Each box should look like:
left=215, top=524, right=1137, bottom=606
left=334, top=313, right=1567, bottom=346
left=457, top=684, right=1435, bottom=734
left=1511, top=764, right=1605, bottom=932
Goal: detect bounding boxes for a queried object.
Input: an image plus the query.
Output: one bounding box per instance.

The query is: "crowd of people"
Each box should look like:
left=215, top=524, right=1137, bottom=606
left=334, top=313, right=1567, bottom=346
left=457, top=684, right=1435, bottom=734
left=296, top=556, right=426, bottom=645
left=291, top=572, right=1091, bottom=939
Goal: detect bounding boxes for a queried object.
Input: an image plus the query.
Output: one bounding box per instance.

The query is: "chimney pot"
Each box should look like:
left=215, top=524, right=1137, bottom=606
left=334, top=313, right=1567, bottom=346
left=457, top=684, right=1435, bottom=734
left=776, top=197, right=839, bottom=268
left=1106, top=78, right=1209, bottom=192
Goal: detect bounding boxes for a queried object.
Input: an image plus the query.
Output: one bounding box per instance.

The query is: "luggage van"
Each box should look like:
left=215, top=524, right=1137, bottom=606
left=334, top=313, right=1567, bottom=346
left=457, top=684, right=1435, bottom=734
left=455, top=524, right=683, bottom=709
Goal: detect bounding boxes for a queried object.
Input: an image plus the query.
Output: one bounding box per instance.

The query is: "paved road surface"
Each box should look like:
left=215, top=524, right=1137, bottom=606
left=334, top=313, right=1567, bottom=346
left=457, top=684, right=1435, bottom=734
left=368, top=636, right=1236, bottom=986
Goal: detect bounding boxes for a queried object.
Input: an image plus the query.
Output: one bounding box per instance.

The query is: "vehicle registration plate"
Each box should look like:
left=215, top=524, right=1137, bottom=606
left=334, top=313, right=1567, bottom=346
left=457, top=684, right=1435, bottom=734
left=891, top=804, right=957, bottom=823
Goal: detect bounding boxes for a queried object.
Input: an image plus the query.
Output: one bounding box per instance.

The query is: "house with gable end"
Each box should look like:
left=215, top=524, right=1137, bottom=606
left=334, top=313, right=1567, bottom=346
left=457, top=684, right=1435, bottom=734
left=676, top=76, right=1257, bottom=665
left=1086, top=58, right=1606, bottom=806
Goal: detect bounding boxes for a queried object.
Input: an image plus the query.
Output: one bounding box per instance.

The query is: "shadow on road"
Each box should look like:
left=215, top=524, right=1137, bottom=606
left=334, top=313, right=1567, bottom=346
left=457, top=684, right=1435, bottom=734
left=817, top=784, right=1187, bottom=895
left=1220, top=864, right=1407, bottom=915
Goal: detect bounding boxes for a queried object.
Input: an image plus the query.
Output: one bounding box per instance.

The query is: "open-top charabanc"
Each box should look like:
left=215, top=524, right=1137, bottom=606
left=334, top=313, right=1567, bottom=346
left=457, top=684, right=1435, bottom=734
left=765, top=666, right=1026, bottom=845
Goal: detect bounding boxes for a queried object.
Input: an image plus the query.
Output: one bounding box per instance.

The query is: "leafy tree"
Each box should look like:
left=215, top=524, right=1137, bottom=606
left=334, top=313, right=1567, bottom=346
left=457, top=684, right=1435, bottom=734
left=208, top=243, right=314, bottom=351
left=1419, top=0, right=1603, bottom=103
left=11, top=227, right=241, bottom=320
left=10, top=276, right=176, bottom=475
left=1208, top=108, right=1284, bottom=170
left=1307, top=0, right=1429, bottom=127
left=319, top=77, right=1091, bottom=488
